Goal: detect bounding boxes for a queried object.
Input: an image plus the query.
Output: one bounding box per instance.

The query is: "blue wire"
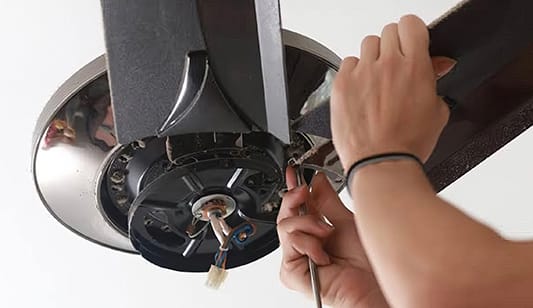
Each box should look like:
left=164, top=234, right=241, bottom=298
left=212, top=223, right=254, bottom=267
left=215, top=250, right=227, bottom=268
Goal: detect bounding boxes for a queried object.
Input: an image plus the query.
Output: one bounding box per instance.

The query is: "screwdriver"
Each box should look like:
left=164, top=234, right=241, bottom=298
left=293, top=164, right=323, bottom=308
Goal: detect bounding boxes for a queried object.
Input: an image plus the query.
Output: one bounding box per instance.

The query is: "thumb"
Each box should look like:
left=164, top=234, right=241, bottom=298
left=310, top=172, right=353, bottom=221
left=431, top=56, right=457, bottom=79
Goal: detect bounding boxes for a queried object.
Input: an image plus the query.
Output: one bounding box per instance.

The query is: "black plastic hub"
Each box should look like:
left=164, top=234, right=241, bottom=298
left=101, top=132, right=311, bottom=272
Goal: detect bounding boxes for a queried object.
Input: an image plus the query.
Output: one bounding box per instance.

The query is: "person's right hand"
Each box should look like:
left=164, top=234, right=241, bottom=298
left=277, top=167, right=389, bottom=308
left=330, top=15, right=456, bottom=170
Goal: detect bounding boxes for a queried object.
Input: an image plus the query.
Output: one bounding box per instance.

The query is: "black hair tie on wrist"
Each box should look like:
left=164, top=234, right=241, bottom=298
left=345, top=152, right=424, bottom=196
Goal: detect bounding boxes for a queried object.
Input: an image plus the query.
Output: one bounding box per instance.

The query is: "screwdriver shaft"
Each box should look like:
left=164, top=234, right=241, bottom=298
left=295, top=166, right=323, bottom=308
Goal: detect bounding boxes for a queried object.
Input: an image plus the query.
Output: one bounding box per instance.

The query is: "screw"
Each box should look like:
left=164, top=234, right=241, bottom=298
left=238, top=232, right=248, bottom=241
left=262, top=202, right=278, bottom=213
left=110, top=171, right=125, bottom=184
left=116, top=196, right=128, bottom=207
left=132, top=140, right=146, bottom=150
left=118, top=153, right=133, bottom=163
left=111, top=184, right=123, bottom=192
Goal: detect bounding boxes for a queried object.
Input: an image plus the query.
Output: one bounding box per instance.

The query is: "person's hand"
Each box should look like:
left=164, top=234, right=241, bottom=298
left=330, top=15, right=456, bottom=170
left=277, top=167, right=388, bottom=308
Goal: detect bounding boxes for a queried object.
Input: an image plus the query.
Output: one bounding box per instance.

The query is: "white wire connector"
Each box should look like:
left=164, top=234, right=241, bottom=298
left=205, top=210, right=230, bottom=290
left=206, top=265, right=228, bottom=290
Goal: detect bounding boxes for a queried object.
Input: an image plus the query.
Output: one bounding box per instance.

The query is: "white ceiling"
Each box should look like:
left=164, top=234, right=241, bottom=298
left=2, top=0, right=533, bottom=307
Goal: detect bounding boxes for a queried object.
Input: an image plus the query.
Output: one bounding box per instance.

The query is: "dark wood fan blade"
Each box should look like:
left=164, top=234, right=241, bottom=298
left=295, top=0, right=533, bottom=191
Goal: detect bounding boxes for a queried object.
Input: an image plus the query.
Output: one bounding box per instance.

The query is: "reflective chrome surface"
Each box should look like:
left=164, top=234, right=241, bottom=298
left=191, top=194, right=237, bottom=222
left=32, top=30, right=341, bottom=253
left=158, top=52, right=209, bottom=136
left=32, top=57, right=136, bottom=252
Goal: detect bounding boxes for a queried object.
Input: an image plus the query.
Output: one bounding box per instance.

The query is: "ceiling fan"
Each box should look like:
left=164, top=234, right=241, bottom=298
left=31, top=0, right=533, bottom=280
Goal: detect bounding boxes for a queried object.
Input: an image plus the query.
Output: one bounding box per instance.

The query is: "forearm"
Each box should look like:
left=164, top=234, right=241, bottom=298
left=329, top=14, right=533, bottom=307
left=350, top=160, right=510, bottom=307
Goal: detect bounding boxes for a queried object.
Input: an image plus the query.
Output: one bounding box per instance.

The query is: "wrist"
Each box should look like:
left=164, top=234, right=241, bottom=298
left=349, top=159, right=426, bottom=199
left=340, top=145, right=418, bottom=172
left=354, top=158, right=422, bottom=175
left=345, top=153, right=424, bottom=197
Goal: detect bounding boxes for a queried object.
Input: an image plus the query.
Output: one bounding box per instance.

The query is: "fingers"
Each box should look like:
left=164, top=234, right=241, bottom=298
left=278, top=215, right=333, bottom=239
left=310, top=172, right=353, bottom=220
left=398, top=14, right=429, bottom=58
left=277, top=185, right=309, bottom=223
left=285, top=166, right=298, bottom=190
left=353, top=15, right=433, bottom=65
left=380, top=23, right=402, bottom=56
left=280, top=231, right=331, bottom=266
left=280, top=167, right=322, bottom=224
left=432, top=56, right=457, bottom=79
left=278, top=170, right=353, bottom=225
left=339, top=56, right=360, bottom=74
left=361, top=15, right=429, bottom=62
left=278, top=170, right=336, bottom=267
left=360, top=35, right=380, bottom=62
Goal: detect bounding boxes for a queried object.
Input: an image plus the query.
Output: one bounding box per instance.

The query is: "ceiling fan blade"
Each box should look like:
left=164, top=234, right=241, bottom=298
left=295, top=0, right=533, bottom=191
left=100, top=0, right=207, bottom=143
left=102, top=0, right=291, bottom=144
left=425, top=0, right=533, bottom=191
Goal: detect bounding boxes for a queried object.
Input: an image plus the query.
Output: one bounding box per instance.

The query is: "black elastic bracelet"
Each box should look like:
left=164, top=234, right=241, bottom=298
left=345, top=152, right=424, bottom=196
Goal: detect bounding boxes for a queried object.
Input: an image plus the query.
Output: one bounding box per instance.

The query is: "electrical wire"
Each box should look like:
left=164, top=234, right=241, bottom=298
left=206, top=220, right=256, bottom=289
left=211, top=222, right=256, bottom=269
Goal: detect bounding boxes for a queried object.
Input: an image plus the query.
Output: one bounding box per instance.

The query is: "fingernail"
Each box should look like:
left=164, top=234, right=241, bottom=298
left=279, top=186, right=307, bottom=198
left=318, top=219, right=335, bottom=230
left=321, top=215, right=335, bottom=228
left=434, top=57, right=457, bottom=79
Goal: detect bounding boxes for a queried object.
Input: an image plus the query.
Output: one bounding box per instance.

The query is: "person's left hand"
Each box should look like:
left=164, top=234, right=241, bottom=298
left=277, top=167, right=388, bottom=308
